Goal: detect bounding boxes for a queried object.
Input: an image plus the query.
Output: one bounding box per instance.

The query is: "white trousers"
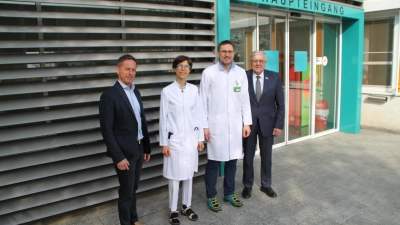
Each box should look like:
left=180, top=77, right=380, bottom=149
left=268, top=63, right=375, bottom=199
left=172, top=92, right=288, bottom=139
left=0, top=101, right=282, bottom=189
left=168, top=178, right=193, bottom=211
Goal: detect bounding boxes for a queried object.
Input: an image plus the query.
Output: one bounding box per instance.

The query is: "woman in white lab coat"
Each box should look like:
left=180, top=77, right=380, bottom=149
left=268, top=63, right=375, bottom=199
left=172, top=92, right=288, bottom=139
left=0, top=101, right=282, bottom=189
left=159, top=55, right=204, bottom=225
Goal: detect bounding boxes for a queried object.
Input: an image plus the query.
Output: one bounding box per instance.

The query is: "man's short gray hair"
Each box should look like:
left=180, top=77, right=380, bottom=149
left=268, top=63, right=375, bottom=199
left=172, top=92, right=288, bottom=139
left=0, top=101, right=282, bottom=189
left=250, top=51, right=267, bottom=61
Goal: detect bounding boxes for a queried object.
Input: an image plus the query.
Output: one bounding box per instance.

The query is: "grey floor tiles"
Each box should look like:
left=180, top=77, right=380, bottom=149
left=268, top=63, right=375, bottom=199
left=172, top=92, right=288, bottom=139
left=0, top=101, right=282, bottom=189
left=27, top=129, right=400, bottom=225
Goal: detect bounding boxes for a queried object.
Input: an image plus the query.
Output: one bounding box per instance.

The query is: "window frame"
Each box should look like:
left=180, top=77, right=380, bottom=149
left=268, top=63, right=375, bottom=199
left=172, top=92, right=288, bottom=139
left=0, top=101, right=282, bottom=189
left=363, top=10, right=399, bottom=96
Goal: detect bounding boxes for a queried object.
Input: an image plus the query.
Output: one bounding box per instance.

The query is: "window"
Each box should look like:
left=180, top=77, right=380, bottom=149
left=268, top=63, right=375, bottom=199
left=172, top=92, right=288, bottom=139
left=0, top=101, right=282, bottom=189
left=363, top=11, right=399, bottom=95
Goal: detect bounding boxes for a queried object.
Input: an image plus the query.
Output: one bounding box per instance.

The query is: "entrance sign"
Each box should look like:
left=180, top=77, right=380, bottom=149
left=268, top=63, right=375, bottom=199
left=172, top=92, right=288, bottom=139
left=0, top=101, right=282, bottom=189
left=237, top=0, right=363, bottom=19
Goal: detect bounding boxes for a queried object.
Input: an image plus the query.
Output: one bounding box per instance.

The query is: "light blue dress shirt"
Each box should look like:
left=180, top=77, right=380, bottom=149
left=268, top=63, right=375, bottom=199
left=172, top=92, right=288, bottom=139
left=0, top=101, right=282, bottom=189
left=118, top=80, right=143, bottom=140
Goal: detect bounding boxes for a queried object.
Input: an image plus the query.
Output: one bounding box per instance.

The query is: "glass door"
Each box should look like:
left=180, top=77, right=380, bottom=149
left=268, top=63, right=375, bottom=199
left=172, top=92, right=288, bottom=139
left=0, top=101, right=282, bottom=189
left=314, top=21, right=340, bottom=134
left=258, top=14, right=286, bottom=145
left=288, top=18, right=313, bottom=142
left=230, top=6, right=341, bottom=146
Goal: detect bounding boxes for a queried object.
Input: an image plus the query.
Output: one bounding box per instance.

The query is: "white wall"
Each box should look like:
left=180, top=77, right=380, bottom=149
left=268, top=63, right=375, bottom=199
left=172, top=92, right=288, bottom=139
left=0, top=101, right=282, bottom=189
left=361, top=94, right=400, bottom=133
left=363, top=0, right=400, bottom=12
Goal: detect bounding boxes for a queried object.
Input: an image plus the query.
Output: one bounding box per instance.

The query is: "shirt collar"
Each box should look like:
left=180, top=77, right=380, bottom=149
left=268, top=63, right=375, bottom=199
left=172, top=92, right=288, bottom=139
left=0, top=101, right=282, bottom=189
left=118, top=80, right=135, bottom=91
left=217, top=61, right=236, bottom=71
left=253, top=71, right=264, bottom=79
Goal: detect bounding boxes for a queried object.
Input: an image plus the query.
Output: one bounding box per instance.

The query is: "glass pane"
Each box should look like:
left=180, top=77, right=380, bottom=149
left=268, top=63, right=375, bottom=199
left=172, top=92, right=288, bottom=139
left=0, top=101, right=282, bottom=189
left=288, top=19, right=311, bottom=141
left=364, top=18, right=394, bottom=86
left=259, top=14, right=286, bottom=145
left=230, top=11, right=256, bottom=70
left=315, top=22, right=339, bottom=134
left=363, top=65, right=392, bottom=86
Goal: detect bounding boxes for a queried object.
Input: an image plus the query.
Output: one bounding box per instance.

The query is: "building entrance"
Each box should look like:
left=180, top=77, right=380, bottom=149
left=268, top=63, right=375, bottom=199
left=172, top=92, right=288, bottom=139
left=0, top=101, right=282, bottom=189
left=230, top=7, right=340, bottom=147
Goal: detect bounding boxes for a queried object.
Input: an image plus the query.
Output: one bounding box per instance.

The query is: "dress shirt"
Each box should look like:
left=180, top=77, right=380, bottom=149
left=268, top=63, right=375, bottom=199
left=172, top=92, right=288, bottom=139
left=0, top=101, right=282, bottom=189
left=253, top=71, right=264, bottom=93
left=118, top=80, right=144, bottom=140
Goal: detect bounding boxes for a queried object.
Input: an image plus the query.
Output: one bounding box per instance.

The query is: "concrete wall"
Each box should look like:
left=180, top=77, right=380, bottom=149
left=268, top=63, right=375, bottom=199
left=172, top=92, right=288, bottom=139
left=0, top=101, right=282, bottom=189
left=363, top=0, right=400, bottom=13
left=361, top=94, right=400, bottom=133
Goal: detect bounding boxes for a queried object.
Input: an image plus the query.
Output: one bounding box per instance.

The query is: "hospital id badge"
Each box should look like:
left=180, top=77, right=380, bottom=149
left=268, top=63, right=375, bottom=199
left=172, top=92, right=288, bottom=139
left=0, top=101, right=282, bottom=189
left=234, top=86, right=241, bottom=92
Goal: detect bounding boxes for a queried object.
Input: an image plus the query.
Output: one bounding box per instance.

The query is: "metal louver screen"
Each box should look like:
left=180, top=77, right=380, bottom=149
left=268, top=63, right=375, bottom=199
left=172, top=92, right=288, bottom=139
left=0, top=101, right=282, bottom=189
left=0, top=0, right=215, bottom=224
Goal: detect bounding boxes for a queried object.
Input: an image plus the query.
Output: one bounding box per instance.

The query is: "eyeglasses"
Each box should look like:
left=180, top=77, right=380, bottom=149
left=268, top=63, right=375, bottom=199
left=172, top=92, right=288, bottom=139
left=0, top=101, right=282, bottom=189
left=219, top=50, right=234, bottom=54
left=251, top=60, right=266, bottom=64
left=177, top=64, right=190, bottom=69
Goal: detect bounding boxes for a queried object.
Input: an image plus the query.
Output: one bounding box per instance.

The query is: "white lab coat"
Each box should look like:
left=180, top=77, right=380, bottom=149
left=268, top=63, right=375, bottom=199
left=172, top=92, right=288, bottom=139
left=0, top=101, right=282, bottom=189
left=159, top=81, right=204, bottom=180
left=200, top=62, right=252, bottom=161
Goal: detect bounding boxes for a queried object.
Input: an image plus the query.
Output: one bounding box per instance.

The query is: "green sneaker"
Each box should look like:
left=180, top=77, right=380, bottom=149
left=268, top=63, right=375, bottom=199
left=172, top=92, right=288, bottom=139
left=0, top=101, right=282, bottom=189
left=207, top=197, right=222, bottom=212
left=223, top=194, right=243, bottom=207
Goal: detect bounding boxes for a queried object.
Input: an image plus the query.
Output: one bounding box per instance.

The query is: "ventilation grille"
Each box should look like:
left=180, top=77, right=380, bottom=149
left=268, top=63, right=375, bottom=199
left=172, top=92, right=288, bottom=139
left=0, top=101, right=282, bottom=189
left=0, top=0, right=215, bottom=224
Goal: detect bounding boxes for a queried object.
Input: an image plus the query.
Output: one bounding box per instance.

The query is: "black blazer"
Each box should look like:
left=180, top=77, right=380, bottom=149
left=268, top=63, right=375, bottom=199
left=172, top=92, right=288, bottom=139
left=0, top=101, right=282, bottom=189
left=99, top=81, right=151, bottom=164
left=246, top=69, right=285, bottom=137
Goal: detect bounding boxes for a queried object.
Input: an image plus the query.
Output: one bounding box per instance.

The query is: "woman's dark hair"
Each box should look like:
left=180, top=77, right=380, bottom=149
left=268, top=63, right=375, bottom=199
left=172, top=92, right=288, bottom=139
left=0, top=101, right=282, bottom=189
left=172, top=55, right=193, bottom=69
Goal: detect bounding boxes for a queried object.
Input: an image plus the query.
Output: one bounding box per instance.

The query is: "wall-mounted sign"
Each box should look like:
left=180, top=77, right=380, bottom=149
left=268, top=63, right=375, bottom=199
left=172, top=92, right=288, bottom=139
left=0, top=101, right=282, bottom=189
left=316, top=57, right=322, bottom=65
left=238, top=0, right=363, bottom=19
left=322, top=56, right=328, bottom=66
left=316, top=56, right=328, bottom=66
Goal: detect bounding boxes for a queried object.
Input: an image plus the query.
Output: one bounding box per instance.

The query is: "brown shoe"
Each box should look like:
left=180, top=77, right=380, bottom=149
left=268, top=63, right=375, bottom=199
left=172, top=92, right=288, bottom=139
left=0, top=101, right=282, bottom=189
left=133, top=221, right=144, bottom=225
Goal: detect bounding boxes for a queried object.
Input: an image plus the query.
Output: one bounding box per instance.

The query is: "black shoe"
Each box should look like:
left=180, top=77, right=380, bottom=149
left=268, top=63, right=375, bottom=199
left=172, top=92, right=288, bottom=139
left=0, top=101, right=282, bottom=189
left=260, top=186, right=277, bottom=198
left=170, top=211, right=180, bottom=225
left=242, top=187, right=252, bottom=199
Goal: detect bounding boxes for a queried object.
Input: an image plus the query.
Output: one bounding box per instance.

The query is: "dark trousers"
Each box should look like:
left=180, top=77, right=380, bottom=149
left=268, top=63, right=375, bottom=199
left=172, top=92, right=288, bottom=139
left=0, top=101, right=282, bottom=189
left=205, top=159, right=237, bottom=198
left=114, top=143, right=143, bottom=225
left=243, top=118, right=274, bottom=188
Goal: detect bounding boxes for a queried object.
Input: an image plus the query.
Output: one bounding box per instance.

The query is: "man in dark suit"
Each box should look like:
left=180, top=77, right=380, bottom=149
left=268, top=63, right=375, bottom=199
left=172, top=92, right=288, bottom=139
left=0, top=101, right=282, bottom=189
left=99, top=54, right=151, bottom=225
left=242, top=51, right=284, bottom=199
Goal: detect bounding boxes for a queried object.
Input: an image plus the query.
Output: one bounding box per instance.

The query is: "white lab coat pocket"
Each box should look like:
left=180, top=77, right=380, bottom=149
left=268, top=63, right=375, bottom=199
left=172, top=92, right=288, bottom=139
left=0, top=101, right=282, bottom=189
left=168, top=134, right=182, bottom=151
left=208, top=118, right=220, bottom=135
left=192, top=129, right=200, bottom=148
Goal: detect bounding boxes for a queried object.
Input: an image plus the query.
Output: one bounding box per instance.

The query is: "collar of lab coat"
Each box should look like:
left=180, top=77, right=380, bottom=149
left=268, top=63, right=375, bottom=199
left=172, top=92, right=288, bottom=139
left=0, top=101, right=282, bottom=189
left=173, top=80, right=187, bottom=88
left=217, top=61, right=236, bottom=71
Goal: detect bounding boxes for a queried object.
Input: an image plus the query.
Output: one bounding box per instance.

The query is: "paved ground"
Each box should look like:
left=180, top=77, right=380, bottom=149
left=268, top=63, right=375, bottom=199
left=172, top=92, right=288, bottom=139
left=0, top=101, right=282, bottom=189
left=30, top=129, right=400, bottom=225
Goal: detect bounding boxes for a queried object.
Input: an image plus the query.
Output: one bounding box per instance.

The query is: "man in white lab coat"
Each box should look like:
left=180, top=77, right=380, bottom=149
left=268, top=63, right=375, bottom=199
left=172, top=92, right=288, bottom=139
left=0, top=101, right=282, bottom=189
left=200, top=40, right=252, bottom=212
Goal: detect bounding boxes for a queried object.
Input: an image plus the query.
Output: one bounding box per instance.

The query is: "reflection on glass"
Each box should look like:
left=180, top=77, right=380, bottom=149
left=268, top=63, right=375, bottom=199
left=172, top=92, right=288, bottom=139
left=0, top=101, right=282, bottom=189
left=230, top=11, right=256, bottom=70
left=363, top=18, right=394, bottom=86
left=288, top=19, right=311, bottom=141
left=315, top=22, right=339, bottom=134
left=258, top=15, right=286, bottom=145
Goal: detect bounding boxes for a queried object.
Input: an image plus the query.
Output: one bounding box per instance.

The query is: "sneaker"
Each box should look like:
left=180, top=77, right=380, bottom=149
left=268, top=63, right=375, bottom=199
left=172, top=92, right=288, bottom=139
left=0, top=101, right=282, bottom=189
left=207, top=197, right=222, bottom=212
left=169, top=211, right=180, bottom=225
left=181, top=204, right=198, bottom=221
left=223, top=194, right=243, bottom=207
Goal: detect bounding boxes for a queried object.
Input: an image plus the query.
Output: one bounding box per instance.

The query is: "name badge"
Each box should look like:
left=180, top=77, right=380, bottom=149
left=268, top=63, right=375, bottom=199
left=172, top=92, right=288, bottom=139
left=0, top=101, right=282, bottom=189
left=234, top=86, right=241, bottom=92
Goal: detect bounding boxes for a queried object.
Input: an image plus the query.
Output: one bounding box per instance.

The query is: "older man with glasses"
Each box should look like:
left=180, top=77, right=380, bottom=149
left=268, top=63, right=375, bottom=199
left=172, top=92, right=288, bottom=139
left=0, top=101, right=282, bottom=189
left=242, top=51, right=285, bottom=200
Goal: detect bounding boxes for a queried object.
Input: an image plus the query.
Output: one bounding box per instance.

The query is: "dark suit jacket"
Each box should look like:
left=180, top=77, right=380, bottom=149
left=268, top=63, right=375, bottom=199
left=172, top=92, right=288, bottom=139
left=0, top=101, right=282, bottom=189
left=246, top=69, right=285, bottom=137
left=99, top=81, right=151, bottom=164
